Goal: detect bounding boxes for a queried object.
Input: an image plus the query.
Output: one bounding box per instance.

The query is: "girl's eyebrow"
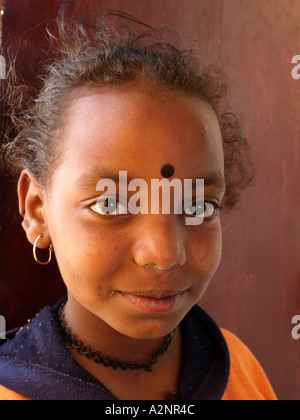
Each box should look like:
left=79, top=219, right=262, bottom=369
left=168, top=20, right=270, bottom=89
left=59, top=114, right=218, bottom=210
left=74, top=170, right=226, bottom=192
left=74, top=170, right=135, bottom=190
left=203, top=173, right=226, bottom=192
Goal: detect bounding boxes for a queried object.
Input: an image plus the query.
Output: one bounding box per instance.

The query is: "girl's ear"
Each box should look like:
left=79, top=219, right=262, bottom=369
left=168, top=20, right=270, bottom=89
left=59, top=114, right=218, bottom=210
left=18, top=169, right=51, bottom=248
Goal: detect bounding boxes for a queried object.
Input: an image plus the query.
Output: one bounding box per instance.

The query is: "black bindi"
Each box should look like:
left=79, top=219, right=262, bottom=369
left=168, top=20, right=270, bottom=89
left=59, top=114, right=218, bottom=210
left=161, top=164, right=175, bottom=179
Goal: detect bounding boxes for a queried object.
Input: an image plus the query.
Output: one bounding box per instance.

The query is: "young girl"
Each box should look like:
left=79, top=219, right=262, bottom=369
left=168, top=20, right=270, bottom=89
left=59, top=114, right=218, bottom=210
left=0, top=9, right=277, bottom=400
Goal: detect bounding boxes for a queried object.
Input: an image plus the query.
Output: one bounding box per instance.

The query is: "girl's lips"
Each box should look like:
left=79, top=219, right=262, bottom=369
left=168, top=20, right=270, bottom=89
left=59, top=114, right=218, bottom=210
left=118, top=291, right=185, bottom=313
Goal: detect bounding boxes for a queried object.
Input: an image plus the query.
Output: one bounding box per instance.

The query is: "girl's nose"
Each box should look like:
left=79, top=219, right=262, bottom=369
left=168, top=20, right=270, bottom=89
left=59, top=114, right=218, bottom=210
left=131, top=215, right=187, bottom=270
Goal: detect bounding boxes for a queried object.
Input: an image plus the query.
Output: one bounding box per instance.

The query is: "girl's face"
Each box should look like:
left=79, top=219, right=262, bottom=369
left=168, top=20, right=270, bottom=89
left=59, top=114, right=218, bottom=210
left=43, top=85, right=226, bottom=339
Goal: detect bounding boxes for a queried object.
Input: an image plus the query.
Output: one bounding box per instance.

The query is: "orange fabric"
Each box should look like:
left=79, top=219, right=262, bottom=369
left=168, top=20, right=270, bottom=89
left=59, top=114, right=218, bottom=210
left=0, top=385, right=28, bottom=400
left=221, top=329, right=277, bottom=400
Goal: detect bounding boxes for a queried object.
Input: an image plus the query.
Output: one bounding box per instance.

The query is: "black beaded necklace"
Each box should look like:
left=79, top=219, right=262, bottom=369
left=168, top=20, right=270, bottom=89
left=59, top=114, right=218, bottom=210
left=58, top=300, right=175, bottom=373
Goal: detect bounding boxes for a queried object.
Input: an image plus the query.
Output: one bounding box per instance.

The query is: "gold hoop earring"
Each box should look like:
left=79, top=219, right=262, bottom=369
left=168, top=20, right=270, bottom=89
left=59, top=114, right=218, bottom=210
left=33, top=233, right=53, bottom=266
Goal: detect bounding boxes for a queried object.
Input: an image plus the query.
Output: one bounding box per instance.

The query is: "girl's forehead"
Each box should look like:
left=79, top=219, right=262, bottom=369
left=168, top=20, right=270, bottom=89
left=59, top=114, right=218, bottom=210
left=58, top=86, right=224, bottom=180
left=62, top=84, right=220, bottom=137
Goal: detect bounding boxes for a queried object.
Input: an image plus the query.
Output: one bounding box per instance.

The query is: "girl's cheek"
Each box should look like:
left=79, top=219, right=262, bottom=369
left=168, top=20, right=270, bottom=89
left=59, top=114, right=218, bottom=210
left=189, top=221, right=222, bottom=276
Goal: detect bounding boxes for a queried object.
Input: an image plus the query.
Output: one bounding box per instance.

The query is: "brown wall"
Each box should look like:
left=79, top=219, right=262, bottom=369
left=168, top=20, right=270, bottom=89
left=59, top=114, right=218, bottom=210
left=0, top=0, right=299, bottom=400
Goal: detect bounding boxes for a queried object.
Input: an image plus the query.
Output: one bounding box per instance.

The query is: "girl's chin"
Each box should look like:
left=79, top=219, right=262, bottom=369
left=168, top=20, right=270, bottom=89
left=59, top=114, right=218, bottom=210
left=97, top=296, right=193, bottom=340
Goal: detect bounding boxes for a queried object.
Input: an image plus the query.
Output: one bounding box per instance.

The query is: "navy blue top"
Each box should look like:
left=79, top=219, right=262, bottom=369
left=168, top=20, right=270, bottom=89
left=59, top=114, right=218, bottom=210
left=0, top=300, right=230, bottom=400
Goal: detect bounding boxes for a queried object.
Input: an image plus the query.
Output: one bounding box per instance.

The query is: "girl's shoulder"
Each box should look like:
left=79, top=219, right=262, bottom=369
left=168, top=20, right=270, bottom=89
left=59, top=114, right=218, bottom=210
left=0, top=385, right=28, bottom=400
left=0, top=300, right=119, bottom=400
left=221, top=329, right=277, bottom=400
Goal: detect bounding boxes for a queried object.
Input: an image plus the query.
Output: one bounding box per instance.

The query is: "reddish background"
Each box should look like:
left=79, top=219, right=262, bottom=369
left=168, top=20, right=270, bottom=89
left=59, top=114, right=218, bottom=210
left=1, top=0, right=299, bottom=400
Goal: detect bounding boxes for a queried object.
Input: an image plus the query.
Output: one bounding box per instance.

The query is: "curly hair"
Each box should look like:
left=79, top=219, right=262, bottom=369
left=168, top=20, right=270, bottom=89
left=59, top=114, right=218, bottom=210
left=0, top=6, right=255, bottom=210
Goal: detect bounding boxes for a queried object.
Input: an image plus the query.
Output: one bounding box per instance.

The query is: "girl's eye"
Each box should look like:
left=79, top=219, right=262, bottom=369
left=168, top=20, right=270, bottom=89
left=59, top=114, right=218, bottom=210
left=90, top=197, right=128, bottom=216
left=184, top=201, right=218, bottom=219
left=89, top=198, right=219, bottom=219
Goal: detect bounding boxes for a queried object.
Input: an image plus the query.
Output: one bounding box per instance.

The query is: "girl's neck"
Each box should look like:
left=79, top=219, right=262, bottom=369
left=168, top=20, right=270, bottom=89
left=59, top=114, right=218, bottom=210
left=63, top=294, right=175, bottom=363
left=62, top=295, right=182, bottom=399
